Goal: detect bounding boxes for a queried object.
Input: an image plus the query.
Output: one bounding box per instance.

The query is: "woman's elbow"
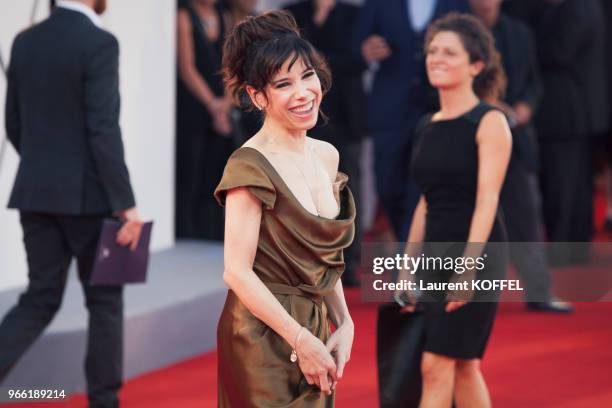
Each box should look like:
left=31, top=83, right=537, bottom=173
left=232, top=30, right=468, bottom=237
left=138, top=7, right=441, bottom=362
left=223, top=268, right=238, bottom=288
left=223, top=266, right=251, bottom=289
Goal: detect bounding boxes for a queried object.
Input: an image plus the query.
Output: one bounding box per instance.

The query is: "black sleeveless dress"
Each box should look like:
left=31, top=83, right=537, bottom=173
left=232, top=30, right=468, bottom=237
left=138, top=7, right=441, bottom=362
left=175, top=2, right=233, bottom=240
left=411, top=102, right=509, bottom=359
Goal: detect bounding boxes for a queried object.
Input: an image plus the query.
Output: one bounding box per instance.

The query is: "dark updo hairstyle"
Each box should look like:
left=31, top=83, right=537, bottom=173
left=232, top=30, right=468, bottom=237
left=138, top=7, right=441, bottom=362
left=424, top=13, right=506, bottom=101
left=222, top=10, right=332, bottom=112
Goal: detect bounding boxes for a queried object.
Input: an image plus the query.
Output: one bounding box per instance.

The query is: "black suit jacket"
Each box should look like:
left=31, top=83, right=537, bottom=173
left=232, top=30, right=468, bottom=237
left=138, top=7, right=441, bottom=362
left=5, top=7, right=135, bottom=214
left=532, top=0, right=608, bottom=138
left=493, top=14, right=543, bottom=171
left=284, top=0, right=367, bottom=144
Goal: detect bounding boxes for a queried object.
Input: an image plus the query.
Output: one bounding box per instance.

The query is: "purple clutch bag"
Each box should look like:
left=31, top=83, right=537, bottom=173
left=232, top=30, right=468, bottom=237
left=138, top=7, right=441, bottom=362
left=89, top=219, right=153, bottom=286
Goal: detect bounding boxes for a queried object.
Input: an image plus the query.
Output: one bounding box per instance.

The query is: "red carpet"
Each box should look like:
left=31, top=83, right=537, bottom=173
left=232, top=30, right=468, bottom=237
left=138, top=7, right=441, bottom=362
left=3, top=192, right=612, bottom=407
left=3, top=292, right=612, bottom=408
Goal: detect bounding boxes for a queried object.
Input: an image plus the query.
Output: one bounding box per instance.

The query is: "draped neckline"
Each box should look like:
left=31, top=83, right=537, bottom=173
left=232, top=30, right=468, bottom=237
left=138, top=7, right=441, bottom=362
left=237, top=147, right=351, bottom=222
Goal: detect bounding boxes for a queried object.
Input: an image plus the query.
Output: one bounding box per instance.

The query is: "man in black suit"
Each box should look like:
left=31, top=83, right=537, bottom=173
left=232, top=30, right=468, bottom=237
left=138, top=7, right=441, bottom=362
left=284, top=0, right=366, bottom=286
left=507, top=0, right=608, bottom=264
left=1, top=1, right=142, bottom=406
left=470, top=0, right=573, bottom=313
left=352, top=0, right=468, bottom=241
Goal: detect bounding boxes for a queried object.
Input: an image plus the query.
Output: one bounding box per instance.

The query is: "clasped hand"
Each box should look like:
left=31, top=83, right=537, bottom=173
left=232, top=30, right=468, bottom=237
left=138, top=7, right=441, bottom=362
left=296, top=322, right=354, bottom=395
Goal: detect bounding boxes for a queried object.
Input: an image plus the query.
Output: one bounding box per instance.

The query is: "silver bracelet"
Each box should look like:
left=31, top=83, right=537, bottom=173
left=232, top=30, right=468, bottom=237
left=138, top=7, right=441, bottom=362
left=290, top=327, right=305, bottom=363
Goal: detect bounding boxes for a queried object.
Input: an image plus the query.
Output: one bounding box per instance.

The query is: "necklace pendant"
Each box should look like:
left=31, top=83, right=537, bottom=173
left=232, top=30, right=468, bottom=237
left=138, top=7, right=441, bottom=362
left=290, top=350, right=298, bottom=363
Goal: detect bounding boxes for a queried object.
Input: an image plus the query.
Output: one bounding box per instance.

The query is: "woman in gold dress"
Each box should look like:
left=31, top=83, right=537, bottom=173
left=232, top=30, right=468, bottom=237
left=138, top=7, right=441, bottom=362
left=214, top=10, right=356, bottom=407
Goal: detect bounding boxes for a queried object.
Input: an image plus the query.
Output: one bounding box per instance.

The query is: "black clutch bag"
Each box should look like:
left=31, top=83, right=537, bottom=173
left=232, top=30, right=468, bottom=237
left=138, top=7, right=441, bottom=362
left=377, top=303, right=426, bottom=408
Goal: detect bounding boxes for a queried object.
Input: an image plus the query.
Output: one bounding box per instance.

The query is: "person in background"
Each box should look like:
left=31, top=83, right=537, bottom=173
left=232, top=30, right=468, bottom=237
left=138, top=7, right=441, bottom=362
left=469, top=0, right=573, bottom=312
left=352, top=0, right=467, bottom=242
left=215, top=11, right=355, bottom=406
left=1, top=1, right=142, bottom=406
left=527, top=0, right=608, bottom=264
left=176, top=0, right=233, bottom=240
left=284, top=0, right=366, bottom=287
left=220, top=0, right=261, bottom=139
left=221, top=0, right=257, bottom=27
left=402, top=13, right=512, bottom=407
left=599, top=0, right=612, bottom=232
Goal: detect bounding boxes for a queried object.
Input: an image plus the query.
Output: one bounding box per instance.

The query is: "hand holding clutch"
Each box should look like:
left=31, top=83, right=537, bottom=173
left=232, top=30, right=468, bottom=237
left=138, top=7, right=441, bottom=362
left=114, top=207, right=144, bottom=251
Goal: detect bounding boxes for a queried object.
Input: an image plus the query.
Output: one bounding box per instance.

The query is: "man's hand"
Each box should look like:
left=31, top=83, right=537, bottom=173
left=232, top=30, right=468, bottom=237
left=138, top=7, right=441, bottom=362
left=513, top=102, right=533, bottom=127
left=445, top=301, right=468, bottom=312
left=114, top=207, right=143, bottom=251
left=361, top=35, right=391, bottom=63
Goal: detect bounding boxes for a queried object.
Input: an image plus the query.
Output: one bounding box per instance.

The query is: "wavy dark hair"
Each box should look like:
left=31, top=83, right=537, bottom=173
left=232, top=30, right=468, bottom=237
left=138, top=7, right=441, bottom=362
left=425, top=12, right=506, bottom=101
left=222, top=10, right=331, bottom=111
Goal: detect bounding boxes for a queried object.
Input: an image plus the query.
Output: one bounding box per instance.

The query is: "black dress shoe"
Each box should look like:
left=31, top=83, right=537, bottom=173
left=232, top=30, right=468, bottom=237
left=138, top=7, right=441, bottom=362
left=526, top=298, right=575, bottom=314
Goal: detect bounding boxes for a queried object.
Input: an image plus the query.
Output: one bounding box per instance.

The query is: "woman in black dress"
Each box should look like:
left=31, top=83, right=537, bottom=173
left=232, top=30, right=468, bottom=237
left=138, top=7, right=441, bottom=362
left=176, top=0, right=234, bottom=240
left=403, top=14, right=512, bottom=407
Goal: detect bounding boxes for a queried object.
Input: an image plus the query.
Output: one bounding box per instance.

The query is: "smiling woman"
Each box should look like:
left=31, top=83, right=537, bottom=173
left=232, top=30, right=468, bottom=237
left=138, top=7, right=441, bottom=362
left=399, top=12, right=512, bottom=408
left=212, top=10, right=356, bottom=408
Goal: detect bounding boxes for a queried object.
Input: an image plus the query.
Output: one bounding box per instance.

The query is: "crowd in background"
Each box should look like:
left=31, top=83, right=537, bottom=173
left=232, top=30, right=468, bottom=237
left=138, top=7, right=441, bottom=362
left=175, top=0, right=612, bottom=287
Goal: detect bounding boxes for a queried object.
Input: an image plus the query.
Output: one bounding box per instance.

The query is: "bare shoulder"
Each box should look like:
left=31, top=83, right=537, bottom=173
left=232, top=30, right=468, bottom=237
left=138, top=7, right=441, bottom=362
left=309, top=137, right=339, bottom=180
left=476, top=109, right=512, bottom=146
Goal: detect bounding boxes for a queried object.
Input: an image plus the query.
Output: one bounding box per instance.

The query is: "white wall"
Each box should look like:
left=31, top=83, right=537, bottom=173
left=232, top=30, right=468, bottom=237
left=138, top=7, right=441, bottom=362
left=0, top=0, right=176, bottom=291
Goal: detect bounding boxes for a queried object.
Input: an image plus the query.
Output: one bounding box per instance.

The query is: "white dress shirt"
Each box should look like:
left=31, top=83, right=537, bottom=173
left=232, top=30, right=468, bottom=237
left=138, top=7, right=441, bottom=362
left=56, top=0, right=102, bottom=27
left=408, top=0, right=437, bottom=32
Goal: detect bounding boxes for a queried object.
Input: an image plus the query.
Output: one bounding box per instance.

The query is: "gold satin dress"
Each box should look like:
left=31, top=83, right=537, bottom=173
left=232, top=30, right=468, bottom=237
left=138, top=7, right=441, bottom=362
left=214, top=147, right=355, bottom=407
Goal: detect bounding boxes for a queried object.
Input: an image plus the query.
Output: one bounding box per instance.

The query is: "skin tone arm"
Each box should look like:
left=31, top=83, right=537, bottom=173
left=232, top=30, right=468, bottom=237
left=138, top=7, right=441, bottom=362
left=467, top=111, right=512, bottom=243
left=446, top=109, right=512, bottom=312
left=313, top=0, right=336, bottom=26
left=223, top=187, right=338, bottom=394
left=177, top=10, right=223, bottom=113
left=397, top=195, right=427, bottom=313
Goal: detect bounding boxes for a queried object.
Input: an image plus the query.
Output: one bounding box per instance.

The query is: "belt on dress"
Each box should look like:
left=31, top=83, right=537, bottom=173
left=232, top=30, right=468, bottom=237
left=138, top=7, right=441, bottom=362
left=263, top=282, right=324, bottom=307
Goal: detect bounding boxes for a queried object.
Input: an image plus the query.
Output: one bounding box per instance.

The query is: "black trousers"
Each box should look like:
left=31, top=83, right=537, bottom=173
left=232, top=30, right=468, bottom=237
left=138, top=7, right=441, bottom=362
left=539, top=138, right=593, bottom=264
left=540, top=139, right=593, bottom=241
left=501, top=157, right=552, bottom=301
left=371, top=129, right=421, bottom=241
left=0, top=212, right=123, bottom=408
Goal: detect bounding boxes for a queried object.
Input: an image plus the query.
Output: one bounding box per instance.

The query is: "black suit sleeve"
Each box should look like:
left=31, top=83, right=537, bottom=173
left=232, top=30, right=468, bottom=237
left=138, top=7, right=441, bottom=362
left=351, top=0, right=377, bottom=66
left=322, top=6, right=366, bottom=76
left=538, top=2, right=589, bottom=69
left=85, top=34, right=135, bottom=211
left=5, top=35, right=21, bottom=154
left=285, top=3, right=365, bottom=76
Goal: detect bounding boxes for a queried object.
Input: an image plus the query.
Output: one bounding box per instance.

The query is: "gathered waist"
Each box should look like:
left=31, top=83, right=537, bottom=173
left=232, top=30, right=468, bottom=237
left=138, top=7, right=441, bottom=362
left=263, top=281, right=324, bottom=307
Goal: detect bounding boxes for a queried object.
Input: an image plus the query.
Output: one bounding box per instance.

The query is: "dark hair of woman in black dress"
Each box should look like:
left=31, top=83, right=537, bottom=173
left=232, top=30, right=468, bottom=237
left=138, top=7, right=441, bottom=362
left=425, top=12, right=507, bottom=101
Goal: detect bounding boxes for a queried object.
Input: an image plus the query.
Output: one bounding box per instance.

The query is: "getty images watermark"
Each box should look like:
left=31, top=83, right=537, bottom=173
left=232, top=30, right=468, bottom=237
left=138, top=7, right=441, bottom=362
left=371, top=253, right=524, bottom=292
left=360, top=242, right=612, bottom=303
